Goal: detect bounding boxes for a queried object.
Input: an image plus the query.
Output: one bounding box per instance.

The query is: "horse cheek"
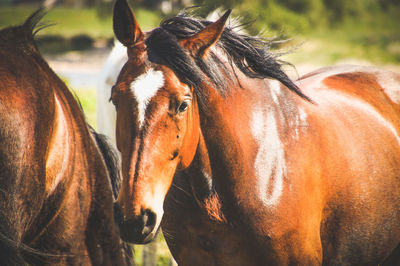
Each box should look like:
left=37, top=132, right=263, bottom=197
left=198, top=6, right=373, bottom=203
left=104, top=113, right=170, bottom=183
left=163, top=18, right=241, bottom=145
left=178, top=104, right=200, bottom=169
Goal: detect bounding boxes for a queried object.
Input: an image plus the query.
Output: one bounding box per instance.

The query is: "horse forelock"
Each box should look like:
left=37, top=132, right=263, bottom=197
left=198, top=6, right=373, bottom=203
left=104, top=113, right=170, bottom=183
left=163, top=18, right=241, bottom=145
left=143, top=12, right=309, bottom=107
left=145, top=27, right=211, bottom=109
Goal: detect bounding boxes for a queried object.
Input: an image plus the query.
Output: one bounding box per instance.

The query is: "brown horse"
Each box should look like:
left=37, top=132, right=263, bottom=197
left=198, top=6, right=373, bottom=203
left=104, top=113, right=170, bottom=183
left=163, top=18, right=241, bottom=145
left=0, top=9, right=133, bottom=265
left=111, top=0, right=400, bottom=264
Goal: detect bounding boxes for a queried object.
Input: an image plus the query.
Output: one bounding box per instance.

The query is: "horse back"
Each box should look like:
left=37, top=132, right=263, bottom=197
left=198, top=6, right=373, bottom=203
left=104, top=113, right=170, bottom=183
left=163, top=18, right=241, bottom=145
left=290, top=65, right=400, bottom=264
left=296, top=65, right=400, bottom=159
left=298, top=65, right=400, bottom=107
left=0, top=21, right=61, bottom=263
left=0, top=16, right=128, bottom=265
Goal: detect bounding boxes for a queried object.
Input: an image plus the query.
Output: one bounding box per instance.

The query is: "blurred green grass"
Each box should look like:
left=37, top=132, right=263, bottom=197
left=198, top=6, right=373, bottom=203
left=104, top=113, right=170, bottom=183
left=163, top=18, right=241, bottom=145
left=133, top=234, right=173, bottom=266
left=0, top=5, right=160, bottom=38
left=73, top=89, right=97, bottom=128
left=282, top=14, right=400, bottom=66
left=1, top=5, right=399, bottom=65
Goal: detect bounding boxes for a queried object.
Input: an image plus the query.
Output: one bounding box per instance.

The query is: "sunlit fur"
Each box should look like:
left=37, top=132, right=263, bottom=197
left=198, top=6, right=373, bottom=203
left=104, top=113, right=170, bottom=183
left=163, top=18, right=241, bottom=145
left=113, top=1, right=400, bottom=264
left=0, top=10, right=133, bottom=265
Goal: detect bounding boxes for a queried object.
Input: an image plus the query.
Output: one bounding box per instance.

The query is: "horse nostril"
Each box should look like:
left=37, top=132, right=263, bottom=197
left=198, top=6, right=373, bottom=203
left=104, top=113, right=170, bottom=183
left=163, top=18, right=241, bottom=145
left=141, top=209, right=157, bottom=235
left=114, top=206, right=158, bottom=243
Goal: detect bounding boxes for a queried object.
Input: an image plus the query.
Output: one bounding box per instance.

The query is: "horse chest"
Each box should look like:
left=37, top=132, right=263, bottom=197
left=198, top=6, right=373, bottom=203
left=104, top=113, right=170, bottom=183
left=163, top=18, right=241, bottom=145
left=163, top=207, right=266, bottom=265
left=163, top=177, right=273, bottom=265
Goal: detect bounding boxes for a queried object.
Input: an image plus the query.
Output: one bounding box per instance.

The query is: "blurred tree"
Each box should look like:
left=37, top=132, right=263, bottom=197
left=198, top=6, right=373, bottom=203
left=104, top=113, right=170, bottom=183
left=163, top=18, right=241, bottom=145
left=379, top=0, right=400, bottom=9
left=279, top=0, right=314, bottom=13
left=194, top=0, right=243, bottom=12
left=278, top=0, right=324, bottom=25
left=322, top=0, right=364, bottom=23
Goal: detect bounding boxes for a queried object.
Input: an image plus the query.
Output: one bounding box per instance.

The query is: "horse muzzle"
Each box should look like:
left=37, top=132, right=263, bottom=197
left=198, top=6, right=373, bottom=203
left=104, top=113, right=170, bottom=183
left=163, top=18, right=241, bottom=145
left=113, top=202, right=158, bottom=244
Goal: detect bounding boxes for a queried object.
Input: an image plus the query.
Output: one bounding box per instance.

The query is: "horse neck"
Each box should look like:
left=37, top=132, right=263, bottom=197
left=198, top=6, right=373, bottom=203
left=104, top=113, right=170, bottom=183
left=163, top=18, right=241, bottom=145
left=189, top=74, right=304, bottom=216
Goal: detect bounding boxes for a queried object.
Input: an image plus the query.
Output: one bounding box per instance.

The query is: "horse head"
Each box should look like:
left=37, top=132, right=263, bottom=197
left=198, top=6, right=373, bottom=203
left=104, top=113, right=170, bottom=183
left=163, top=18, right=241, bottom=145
left=111, top=0, right=230, bottom=243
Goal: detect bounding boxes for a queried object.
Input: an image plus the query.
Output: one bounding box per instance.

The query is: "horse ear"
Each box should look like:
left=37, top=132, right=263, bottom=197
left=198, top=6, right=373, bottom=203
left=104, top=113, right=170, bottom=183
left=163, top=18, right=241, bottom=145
left=180, top=9, right=231, bottom=56
left=113, top=0, right=143, bottom=47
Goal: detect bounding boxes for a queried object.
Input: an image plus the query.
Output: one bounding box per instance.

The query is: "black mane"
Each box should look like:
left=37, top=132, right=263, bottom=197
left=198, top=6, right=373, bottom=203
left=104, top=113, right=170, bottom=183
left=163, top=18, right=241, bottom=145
left=91, top=130, right=122, bottom=199
left=145, top=12, right=309, bottom=106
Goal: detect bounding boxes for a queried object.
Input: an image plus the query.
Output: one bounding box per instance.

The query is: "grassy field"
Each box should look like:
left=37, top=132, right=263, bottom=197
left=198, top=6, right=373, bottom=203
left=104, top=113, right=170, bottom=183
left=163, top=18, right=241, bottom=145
left=73, top=89, right=97, bottom=128
left=0, top=5, right=160, bottom=38
left=282, top=17, right=400, bottom=66
left=232, top=1, right=400, bottom=66
left=1, top=5, right=399, bottom=66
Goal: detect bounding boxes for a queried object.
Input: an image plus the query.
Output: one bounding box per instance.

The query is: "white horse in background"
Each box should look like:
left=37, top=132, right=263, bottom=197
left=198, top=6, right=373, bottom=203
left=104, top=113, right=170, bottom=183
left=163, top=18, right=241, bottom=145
left=96, top=40, right=127, bottom=144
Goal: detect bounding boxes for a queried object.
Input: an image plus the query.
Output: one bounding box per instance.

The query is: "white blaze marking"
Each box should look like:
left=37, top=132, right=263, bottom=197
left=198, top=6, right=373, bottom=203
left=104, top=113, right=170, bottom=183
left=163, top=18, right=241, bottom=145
left=251, top=107, right=286, bottom=206
left=130, top=69, right=165, bottom=127
left=142, top=181, right=165, bottom=237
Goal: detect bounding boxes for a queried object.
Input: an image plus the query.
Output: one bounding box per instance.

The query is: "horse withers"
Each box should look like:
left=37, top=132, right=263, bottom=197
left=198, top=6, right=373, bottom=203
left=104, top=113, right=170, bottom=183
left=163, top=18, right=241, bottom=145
left=112, top=0, right=400, bottom=264
left=0, top=9, right=133, bottom=265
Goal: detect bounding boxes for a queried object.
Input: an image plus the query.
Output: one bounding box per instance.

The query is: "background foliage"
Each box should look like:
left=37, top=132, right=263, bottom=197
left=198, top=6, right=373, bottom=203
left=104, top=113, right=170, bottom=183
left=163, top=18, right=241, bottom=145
left=1, top=0, right=399, bottom=64
left=196, top=0, right=400, bottom=64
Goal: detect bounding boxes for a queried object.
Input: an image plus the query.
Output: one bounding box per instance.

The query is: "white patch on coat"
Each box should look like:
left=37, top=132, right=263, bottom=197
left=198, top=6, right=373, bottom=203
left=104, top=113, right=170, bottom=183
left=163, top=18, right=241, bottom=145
left=353, top=101, right=400, bottom=145
left=376, top=71, right=400, bottom=104
left=270, top=80, right=281, bottom=104
left=322, top=89, right=400, bottom=146
left=251, top=107, right=286, bottom=206
left=142, top=181, right=165, bottom=239
left=298, top=107, right=308, bottom=122
left=291, top=107, right=308, bottom=140
left=302, top=65, right=400, bottom=105
left=130, top=69, right=165, bottom=128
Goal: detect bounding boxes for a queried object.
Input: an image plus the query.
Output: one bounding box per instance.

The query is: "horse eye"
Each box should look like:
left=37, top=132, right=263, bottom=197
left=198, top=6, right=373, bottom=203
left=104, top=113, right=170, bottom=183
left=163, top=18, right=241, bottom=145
left=177, top=101, right=189, bottom=113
